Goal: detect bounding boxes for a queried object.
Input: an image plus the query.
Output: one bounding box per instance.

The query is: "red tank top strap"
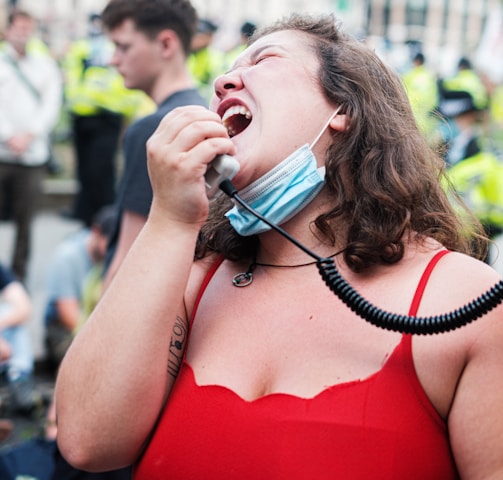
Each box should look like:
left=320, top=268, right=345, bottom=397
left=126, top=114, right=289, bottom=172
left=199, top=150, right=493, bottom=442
left=408, top=249, right=450, bottom=316
left=398, top=249, right=452, bottom=432
left=189, top=254, right=225, bottom=328
left=191, top=251, right=450, bottom=325
left=400, top=249, right=451, bottom=360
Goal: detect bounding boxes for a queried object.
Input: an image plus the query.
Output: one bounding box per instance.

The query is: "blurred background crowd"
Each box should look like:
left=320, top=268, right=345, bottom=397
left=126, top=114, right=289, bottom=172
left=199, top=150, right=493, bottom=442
left=0, top=0, right=502, bottom=476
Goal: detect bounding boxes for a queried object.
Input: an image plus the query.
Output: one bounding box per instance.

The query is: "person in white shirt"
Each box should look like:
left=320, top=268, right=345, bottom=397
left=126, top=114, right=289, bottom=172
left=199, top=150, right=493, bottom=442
left=0, top=9, right=63, bottom=281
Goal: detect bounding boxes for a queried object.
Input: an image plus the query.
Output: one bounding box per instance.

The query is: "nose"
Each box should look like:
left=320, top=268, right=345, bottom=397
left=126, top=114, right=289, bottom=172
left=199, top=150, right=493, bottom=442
left=214, top=70, right=243, bottom=99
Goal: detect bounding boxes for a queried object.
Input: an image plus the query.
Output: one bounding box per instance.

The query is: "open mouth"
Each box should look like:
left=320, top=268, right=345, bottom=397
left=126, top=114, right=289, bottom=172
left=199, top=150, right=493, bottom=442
left=222, top=105, right=252, bottom=138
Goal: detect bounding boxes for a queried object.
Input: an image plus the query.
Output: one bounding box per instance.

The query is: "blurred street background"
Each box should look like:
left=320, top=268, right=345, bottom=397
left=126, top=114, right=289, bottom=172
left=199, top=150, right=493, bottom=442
left=0, top=0, right=503, bottom=456
left=2, top=0, right=503, bottom=79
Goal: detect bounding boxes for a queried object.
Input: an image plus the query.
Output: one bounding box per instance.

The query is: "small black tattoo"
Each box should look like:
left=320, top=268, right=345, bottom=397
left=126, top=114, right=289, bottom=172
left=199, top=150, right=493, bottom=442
left=167, top=316, right=188, bottom=378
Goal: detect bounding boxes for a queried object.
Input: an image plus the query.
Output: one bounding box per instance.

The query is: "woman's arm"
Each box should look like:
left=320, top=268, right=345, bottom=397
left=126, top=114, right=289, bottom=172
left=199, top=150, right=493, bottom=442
left=55, top=106, right=235, bottom=471
left=56, top=214, right=200, bottom=471
left=448, top=303, right=503, bottom=479
left=440, top=257, right=503, bottom=479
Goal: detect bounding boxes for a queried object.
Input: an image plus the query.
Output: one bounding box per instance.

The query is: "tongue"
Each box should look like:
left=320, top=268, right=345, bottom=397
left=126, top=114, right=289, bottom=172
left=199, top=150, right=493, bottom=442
left=226, top=114, right=251, bottom=137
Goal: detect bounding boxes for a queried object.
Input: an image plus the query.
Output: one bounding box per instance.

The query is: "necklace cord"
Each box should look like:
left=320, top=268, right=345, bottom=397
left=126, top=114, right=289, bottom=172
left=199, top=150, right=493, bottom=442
left=218, top=179, right=503, bottom=334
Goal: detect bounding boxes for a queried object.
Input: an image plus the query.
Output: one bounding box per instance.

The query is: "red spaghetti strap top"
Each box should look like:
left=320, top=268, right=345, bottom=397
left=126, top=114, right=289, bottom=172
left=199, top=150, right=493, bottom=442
left=134, top=250, right=459, bottom=480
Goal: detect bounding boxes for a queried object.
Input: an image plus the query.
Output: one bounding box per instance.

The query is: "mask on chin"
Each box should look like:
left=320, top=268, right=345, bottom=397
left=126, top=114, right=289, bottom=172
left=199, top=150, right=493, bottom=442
left=225, top=106, right=342, bottom=236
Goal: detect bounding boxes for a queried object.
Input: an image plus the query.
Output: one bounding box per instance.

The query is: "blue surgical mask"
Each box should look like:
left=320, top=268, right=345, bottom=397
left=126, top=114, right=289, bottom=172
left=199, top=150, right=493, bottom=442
left=226, top=107, right=341, bottom=236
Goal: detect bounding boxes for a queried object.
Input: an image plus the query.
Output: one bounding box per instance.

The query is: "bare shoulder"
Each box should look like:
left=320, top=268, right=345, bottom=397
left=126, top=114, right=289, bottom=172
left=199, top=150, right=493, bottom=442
left=421, top=250, right=502, bottom=312
left=438, top=250, right=501, bottom=281
left=440, top=251, right=503, bottom=348
left=412, top=249, right=503, bottom=423
left=414, top=250, right=503, bottom=348
left=425, top=253, right=503, bottom=478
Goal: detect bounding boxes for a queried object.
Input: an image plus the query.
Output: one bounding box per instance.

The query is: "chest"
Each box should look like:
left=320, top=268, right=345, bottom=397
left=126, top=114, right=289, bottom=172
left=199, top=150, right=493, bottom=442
left=186, top=264, right=411, bottom=400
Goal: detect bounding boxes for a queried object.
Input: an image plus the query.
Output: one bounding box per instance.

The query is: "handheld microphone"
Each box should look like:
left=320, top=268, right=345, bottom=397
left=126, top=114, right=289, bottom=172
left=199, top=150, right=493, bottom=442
left=205, top=155, right=240, bottom=198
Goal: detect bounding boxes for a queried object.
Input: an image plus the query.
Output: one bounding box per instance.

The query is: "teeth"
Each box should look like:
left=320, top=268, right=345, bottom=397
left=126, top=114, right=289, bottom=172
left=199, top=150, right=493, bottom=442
left=222, top=105, right=252, bottom=123
left=221, top=105, right=252, bottom=137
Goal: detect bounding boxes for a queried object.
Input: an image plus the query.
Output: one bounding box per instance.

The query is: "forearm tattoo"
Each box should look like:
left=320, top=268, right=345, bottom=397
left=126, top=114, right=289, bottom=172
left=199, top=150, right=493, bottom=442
left=167, top=315, right=188, bottom=378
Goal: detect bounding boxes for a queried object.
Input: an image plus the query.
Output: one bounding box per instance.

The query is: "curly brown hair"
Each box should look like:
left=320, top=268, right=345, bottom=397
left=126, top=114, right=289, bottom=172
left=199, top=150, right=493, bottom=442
left=196, top=13, right=485, bottom=272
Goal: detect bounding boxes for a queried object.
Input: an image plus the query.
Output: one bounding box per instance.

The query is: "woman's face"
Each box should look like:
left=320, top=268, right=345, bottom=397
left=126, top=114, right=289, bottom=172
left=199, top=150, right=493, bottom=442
left=211, top=30, right=336, bottom=189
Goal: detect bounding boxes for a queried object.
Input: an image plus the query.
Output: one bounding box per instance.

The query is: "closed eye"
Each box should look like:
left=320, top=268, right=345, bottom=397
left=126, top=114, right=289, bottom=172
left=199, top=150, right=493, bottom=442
left=255, top=54, right=274, bottom=65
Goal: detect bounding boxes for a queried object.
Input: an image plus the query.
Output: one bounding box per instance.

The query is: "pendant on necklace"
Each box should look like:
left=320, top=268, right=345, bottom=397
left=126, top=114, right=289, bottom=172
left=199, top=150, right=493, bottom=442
left=232, top=272, right=253, bottom=287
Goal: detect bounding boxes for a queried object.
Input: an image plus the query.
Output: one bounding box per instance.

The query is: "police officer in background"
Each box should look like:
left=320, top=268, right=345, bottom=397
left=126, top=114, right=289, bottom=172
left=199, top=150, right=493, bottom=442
left=188, top=18, right=223, bottom=101
left=402, top=51, right=440, bottom=145
left=62, top=13, right=152, bottom=227
left=439, top=88, right=503, bottom=263
left=222, top=20, right=257, bottom=69
left=441, top=56, right=489, bottom=112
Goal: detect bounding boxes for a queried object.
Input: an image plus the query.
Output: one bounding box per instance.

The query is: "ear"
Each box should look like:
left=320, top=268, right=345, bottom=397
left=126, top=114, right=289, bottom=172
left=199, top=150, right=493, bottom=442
left=329, top=112, right=349, bottom=132
left=157, top=29, right=180, bottom=58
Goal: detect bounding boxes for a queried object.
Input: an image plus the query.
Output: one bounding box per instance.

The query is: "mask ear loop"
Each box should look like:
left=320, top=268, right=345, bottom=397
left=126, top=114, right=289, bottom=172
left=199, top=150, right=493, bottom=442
left=309, top=105, right=343, bottom=150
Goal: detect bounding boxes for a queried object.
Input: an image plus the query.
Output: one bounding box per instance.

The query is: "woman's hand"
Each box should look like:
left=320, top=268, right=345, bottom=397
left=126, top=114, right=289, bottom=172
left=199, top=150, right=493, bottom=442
left=146, top=105, right=236, bottom=228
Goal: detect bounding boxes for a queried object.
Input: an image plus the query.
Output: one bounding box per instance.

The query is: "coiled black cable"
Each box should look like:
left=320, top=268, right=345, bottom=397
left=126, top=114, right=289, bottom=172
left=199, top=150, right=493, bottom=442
left=219, top=179, right=503, bottom=335
left=317, top=257, right=503, bottom=334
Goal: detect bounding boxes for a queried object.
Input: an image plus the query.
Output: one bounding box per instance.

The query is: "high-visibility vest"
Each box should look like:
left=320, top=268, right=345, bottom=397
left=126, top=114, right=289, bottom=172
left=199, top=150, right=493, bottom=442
left=446, top=150, right=503, bottom=228
left=188, top=46, right=224, bottom=100
left=402, top=65, right=439, bottom=138
left=490, top=84, right=503, bottom=125
left=442, top=70, right=489, bottom=111
left=62, top=37, right=149, bottom=119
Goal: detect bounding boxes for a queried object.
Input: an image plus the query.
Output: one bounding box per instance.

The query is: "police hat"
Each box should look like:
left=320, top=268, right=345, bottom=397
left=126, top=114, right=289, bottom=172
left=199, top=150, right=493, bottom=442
left=438, top=89, right=477, bottom=118
left=197, top=19, right=218, bottom=34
